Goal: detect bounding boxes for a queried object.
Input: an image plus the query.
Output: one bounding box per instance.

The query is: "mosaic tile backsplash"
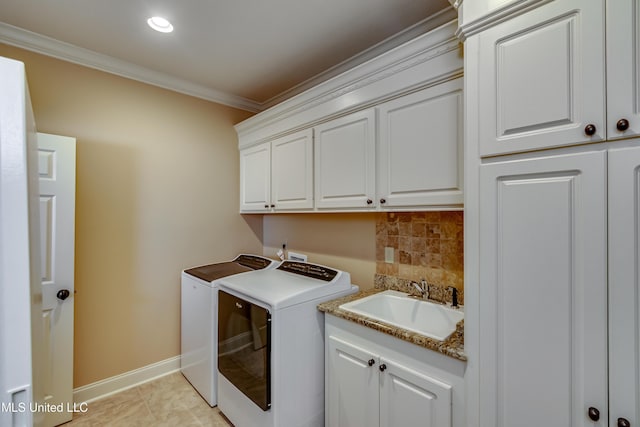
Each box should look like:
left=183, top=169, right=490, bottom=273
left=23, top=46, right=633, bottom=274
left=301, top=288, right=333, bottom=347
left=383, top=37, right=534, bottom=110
left=375, top=211, right=464, bottom=304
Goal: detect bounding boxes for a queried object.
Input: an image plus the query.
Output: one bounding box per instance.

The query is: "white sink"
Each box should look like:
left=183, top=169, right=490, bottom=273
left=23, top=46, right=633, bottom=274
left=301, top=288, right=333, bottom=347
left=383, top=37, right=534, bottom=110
left=339, top=290, right=463, bottom=341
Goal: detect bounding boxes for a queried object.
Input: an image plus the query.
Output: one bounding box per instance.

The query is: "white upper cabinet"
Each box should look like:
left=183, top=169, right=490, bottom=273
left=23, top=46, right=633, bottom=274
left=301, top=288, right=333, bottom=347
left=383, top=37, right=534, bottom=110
left=235, top=20, right=463, bottom=213
left=239, top=142, right=271, bottom=212
left=239, top=129, right=313, bottom=212
left=270, top=129, right=313, bottom=210
left=314, top=109, right=376, bottom=210
left=606, top=0, right=640, bottom=140
left=477, top=0, right=606, bottom=156
left=378, top=79, right=463, bottom=208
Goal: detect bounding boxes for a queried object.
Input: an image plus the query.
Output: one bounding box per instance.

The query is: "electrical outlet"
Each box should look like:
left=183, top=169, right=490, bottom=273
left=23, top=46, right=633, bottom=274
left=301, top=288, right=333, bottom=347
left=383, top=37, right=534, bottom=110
left=384, top=247, right=394, bottom=264
left=288, top=251, right=308, bottom=262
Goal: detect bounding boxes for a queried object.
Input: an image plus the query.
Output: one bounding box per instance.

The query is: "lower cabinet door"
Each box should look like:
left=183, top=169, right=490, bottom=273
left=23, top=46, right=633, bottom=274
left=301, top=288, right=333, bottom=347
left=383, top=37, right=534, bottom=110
left=479, top=150, right=608, bottom=427
left=379, top=359, right=452, bottom=427
left=608, top=145, right=640, bottom=427
left=327, top=336, right=379, bottom=427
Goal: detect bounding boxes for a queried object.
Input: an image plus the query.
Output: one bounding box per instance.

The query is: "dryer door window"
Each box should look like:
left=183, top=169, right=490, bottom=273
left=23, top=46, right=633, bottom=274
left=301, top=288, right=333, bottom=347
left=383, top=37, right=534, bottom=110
left=217, top=290, right=271, bottom=411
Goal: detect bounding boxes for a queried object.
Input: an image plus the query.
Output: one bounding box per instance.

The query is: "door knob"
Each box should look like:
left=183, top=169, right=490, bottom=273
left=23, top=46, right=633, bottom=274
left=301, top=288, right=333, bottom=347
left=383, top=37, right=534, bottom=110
left=56, top=289, right=70, bottom=301
left=617, top=118, right=630, bottom=132
left=618, top=418, right=630, bottom=427
left=588, top=407, right=600, bottom=421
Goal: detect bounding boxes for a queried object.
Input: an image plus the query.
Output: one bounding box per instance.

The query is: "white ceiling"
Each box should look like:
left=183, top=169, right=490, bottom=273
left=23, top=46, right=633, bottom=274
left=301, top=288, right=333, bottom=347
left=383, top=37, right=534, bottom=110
left=0, top=0, right=453, bottom=111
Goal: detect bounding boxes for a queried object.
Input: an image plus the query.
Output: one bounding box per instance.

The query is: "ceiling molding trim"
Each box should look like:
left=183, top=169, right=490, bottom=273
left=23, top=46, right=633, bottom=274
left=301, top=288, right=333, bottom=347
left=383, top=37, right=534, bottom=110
left=261, top=6, right=458, bottom=109
left=0, top=22, right=262, bottom=113
left=235, top=18, right=462, bottom=146
left=456, top=0, right=550, bottom=41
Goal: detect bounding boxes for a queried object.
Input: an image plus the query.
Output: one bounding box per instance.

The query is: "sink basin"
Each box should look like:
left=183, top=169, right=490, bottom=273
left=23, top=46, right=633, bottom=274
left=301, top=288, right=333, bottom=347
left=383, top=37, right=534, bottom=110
left=339, top=290, right=463, bottom=341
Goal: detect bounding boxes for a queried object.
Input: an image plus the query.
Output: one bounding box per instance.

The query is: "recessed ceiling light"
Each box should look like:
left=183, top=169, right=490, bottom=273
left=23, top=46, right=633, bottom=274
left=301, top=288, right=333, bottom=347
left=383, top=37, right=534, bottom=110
left=147, top=16, right=173, bottom=33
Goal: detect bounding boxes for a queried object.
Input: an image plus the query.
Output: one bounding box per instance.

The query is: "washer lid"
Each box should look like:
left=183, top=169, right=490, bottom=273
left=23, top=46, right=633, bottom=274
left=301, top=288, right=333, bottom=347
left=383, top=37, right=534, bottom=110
left=217, top=261, right=352, bottom=309
left=183, top=254, right=276, bottom=282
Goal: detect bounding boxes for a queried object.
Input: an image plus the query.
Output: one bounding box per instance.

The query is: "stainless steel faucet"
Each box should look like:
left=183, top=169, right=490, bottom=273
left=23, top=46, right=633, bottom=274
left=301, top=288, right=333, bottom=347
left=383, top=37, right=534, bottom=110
left=410, top=279, right=429, bottom=300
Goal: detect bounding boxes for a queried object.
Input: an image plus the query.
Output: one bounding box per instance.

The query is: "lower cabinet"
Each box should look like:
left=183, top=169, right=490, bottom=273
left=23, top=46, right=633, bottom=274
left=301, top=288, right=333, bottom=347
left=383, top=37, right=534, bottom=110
left=325, top=315, right=465, bottom=427
left=477, top=144, right=640, bottom=426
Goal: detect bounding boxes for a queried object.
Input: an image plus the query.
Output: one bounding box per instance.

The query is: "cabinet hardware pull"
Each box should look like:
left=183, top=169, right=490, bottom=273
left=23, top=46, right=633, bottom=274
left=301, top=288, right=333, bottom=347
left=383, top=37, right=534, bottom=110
left=270, top=204, right=275, bottom=208
left=264, top=204, right=269, bottom=208
left=367, top=359, right=375, bottom=366
left=380, top=198, right=387, bottom=204
left=379, top=363, right=387, bottom=372
left=588, top=407, right=600, bottom=421
left=366, top=199, right=373, bottom=205
left=617, top=118, right=630, bottom=132
left=584, top=124, right=597, bottom=136
left=618, top=418, right=630, bottom=427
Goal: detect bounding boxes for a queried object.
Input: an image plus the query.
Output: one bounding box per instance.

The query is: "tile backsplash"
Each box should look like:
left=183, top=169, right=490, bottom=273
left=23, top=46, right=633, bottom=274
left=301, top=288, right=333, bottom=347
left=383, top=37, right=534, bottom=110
left=375, top=211, right=464, bottom=304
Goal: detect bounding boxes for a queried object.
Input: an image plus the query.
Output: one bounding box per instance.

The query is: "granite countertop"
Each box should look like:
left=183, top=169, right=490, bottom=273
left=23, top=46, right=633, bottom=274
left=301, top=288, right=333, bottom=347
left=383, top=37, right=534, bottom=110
left=318, top=288, right=466, bottom=362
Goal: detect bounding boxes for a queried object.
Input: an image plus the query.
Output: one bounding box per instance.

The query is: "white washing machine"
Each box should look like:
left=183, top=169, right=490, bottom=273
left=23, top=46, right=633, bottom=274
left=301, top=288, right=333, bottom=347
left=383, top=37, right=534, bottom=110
left=180, top=254, right=278, bottom=407
left=216, top=261, right=358, bottom=427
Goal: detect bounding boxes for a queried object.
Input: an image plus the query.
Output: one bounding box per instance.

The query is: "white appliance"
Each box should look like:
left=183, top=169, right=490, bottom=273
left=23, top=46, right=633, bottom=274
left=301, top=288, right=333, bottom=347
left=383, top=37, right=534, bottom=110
left=216, top=261, right=358, bottom=427
left=180, top=254, right=277, bottom=407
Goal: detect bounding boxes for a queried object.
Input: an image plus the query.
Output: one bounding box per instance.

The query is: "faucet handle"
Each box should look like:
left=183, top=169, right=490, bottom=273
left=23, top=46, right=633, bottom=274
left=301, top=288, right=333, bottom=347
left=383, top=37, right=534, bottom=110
left=448, top=286, right=459, bottom=308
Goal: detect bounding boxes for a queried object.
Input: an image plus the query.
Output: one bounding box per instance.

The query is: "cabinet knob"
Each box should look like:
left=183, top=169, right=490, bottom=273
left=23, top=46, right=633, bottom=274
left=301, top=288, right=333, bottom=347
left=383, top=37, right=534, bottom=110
left=367, top=359, right=375, bottom=367
left=264, top=204, right=269, bottom=209
left=618, top=418, right=631, bottom=427
left=380, top=198, right=387, bottom=204
left=379, top=363, right=387, bottom=372
left=270, top=204, right=275, bottom=208
left=584, top=124, right=597, bottom=136
left=366, top=199, right=373, bottom=205
left=617, top=118, right=630, bottom=132
left=588, top=407, right=600, bottom=421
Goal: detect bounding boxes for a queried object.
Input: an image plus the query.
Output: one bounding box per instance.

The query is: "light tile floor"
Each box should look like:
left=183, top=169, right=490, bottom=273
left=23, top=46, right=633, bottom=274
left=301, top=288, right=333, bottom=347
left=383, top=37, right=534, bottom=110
left=63, top=373, right=233, bottom=426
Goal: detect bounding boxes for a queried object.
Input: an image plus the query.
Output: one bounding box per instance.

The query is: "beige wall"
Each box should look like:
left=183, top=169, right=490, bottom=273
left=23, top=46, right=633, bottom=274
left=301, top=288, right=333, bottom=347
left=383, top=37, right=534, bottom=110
left=263, top=213, right=377, bottom=289
left=0, top=44, right=263, bottom=388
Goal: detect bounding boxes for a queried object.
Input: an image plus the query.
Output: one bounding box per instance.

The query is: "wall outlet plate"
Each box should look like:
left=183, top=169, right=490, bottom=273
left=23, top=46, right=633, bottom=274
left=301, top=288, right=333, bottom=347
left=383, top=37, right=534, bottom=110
left=288, top=251, right=308, bottom=262
left=384, top=247, right=394, bottom=264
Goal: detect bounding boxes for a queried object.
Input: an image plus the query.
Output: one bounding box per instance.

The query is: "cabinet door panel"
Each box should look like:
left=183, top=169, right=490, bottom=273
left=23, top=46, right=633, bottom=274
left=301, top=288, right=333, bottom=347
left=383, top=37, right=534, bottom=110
left=378, top=79, right=463, bottom=207
left=479, top=151, right=607, bottom=427
left=379, top=359, right=452, bottom=427
left=239, top=143, right=270, bottom=212
left=271, top=129, right=313, bottom=210
left=315, top=110, right=375, bottom=209
left=608, top=145, right=640, bottom=427
left=478, top=0, right=605, bottom=156
left=327, top=336, right=379, bottom=427
left=607, top=0, right=640, bottom=140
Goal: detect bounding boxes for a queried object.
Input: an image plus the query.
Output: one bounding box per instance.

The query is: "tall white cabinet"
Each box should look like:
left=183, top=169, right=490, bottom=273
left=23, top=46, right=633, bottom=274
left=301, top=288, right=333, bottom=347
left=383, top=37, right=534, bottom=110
left=460, top=0, right=640, bottom=426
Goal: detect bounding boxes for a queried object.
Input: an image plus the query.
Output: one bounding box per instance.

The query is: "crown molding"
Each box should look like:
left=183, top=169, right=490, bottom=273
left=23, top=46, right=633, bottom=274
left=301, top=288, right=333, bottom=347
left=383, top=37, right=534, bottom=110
left=235, top=18, right=463, bottom=148
left=0, top=22, right=263, bottom=113
left=456, top=0, right=550, bottom=41
left=260, top=7, right=458, bottom=109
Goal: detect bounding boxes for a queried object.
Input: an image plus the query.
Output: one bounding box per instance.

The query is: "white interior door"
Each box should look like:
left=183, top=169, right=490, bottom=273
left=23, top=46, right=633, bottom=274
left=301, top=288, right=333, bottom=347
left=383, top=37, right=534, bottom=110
left=37, top=132, right=76, bottom=426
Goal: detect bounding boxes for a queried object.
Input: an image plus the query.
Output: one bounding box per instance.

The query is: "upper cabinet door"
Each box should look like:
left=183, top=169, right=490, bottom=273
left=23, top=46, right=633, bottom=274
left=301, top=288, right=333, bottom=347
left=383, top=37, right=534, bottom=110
left=606, top=0, right=640, bottom=140
left=478, top=0, right=606, bottom=156
left=314, top=109, right=376, bottom=210
left=377, top=79, right=463, bottom=208
left=608, top=145, right=640, bottom=427
left=270, top=129, right=314, bottom=210
left=239, top=142, right=271, bottom=212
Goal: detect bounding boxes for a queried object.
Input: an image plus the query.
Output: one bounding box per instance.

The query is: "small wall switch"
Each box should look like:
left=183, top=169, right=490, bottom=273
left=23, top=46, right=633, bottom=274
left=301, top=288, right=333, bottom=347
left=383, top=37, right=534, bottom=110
left=384, top=247, right=394, bottom=264
left=288, top=251, right=308, bottom=262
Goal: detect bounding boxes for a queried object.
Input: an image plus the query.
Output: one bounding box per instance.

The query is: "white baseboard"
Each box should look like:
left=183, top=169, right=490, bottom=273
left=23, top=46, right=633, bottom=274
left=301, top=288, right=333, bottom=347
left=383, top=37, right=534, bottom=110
left=73, top=356, right=181, bottom=403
